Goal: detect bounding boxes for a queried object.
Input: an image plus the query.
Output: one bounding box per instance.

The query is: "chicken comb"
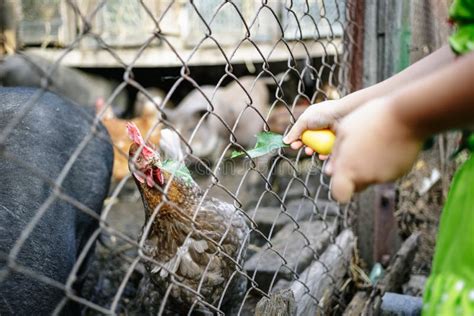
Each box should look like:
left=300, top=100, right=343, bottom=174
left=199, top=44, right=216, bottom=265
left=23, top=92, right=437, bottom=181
left=126, top=122, right=155, bottom=158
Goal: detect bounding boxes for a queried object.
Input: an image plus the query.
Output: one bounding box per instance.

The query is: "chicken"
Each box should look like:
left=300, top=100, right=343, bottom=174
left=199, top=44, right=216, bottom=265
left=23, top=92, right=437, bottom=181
left=126, top=122, right=250, bottom=314
left=96, top=92, right=162, bottom=182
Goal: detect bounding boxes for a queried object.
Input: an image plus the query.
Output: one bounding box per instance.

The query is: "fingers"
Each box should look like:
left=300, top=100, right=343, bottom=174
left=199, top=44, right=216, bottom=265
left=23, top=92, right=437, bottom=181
left=330, top=172, right=355, bottom=203
left=290, top=140, right=303, bottom=150
left=290, top=140, right=325, bottom=157
left=324, top=159, right=333, bottom=175
left=305, top=147, right=314, bottom=156
left=324, top=132, right=341, bottom=176
left=324, top=131, right=355, bottom=203
left=291, top=141, right=324, bottom=157
left=283, top=119, right=307, bottom=144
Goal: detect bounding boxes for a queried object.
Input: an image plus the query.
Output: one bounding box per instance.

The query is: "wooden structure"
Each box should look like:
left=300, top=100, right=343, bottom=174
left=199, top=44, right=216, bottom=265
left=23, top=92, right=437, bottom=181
left=18, top=0, right=345, bottom=67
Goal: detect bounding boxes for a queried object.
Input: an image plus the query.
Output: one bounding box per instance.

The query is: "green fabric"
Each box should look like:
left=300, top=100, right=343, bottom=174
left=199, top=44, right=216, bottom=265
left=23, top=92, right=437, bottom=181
left=450, top=0, right=474, bottom=22
left=468, top=134, right=474, bottom=151
left=450, top=23, right=474, bottom=54
left=422, top=2, right=474, bottom=314
left=449, top=0, right=474, bottom=54
left=422, top=155, right=474, bottom=315
left=423, top=274, right=474, bottom=315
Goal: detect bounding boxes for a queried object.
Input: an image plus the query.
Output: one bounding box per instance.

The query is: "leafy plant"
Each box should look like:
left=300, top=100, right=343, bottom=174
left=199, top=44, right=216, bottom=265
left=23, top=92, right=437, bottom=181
left=161, top=159, right=194, bottom=183
left=231, top=131, right=288, bottom=159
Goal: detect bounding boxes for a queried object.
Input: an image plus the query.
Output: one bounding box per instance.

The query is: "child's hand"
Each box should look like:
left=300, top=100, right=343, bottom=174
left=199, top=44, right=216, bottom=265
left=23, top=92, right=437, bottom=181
left=283, top=100, right=347, bottom=157
left=325, top=97, right=424, bottom=203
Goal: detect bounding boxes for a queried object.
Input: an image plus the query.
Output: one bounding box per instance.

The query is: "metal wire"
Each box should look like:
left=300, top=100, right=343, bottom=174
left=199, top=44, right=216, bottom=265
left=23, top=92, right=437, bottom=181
left=0, top=0, right=359, bottom=314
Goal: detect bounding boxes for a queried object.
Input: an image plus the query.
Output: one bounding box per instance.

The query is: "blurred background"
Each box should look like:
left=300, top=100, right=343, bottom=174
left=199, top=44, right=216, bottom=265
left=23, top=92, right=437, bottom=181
left=0, top=0, right=462, bottom=315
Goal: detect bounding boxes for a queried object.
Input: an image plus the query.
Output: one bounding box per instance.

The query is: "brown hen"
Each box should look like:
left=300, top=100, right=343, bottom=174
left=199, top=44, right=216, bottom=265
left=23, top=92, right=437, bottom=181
left=126, top=122, right=249, bottom=315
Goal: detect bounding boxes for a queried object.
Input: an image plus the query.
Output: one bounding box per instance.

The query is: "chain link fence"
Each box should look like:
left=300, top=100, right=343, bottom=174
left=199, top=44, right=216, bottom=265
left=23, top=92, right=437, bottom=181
left=0, top=1, right=360, bottom=314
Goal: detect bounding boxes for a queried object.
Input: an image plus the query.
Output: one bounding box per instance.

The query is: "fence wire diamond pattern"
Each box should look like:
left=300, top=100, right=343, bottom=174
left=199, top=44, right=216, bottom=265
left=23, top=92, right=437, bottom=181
left=0, top=1, right=360, bottom=315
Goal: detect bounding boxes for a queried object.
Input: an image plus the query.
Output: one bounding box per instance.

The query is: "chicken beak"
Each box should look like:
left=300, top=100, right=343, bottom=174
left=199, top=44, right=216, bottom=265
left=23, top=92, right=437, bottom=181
left=132, top=170, right=146, bottom=184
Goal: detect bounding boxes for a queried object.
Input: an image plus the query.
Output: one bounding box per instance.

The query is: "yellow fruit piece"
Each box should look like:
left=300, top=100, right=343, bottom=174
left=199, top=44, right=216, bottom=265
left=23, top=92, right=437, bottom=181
left=301, top=129, right=336, bottom=155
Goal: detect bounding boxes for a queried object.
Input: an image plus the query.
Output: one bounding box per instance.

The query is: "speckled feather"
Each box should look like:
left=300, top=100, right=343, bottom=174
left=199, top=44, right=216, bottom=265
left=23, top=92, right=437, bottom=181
left=131, top=160, right=249, bottom=314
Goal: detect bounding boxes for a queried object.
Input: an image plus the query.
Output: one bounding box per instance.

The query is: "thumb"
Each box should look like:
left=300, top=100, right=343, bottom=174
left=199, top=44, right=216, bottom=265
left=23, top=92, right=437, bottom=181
left=283, top=120, right=308, bottom=144
left=330, top=172, right=355, bottom=203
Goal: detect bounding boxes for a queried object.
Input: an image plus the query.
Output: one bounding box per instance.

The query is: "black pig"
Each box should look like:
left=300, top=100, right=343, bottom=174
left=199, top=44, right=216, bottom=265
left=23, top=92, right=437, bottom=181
left=0, top=88, right=113, bottom=315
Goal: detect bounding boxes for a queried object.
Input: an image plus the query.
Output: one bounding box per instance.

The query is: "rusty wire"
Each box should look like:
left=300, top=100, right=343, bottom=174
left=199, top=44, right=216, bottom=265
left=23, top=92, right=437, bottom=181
left=0, top=0, right=359, bottom=314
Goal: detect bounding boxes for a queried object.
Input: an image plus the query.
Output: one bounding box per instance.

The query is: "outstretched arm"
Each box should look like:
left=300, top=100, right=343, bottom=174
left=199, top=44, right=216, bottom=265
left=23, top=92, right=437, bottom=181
left=327, top=51, right=474, bottom=203
left=344, top=45, right=456, bottom=112
left=284, top=45, right=457, bottom=153
left=390, top=51, right=474, bottom=138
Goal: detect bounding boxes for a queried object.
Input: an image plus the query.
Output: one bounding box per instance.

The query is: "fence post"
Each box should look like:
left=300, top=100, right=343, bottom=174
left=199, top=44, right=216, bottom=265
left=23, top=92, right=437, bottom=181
left=355, top=0, right=412, bottom=266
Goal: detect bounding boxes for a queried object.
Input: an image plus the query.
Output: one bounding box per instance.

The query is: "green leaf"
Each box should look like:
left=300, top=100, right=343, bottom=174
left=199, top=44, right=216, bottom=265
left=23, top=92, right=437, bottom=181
left=231, top=131, right=288, bottom=159
left=449, top=24, right=474, bottom=54
left=161, top=159, right=194, bottom=183
left=231, top=150, right=245, bottom=159
left=449, top=0, right=474, bottom=22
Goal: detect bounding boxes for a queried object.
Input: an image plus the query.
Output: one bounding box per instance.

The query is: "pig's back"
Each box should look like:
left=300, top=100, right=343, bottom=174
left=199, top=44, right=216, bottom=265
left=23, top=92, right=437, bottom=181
left=0, top=87, right=113, bottom=315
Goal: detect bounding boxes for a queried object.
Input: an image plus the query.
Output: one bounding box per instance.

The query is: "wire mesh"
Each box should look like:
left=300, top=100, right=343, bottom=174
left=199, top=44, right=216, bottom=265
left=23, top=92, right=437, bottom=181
left=0, top=0, right=359, bottom=315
